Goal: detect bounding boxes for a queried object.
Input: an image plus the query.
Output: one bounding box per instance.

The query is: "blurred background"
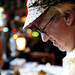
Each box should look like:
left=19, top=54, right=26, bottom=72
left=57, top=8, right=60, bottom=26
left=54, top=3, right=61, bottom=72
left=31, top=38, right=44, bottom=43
left=0, top=0, right=66, bottom=72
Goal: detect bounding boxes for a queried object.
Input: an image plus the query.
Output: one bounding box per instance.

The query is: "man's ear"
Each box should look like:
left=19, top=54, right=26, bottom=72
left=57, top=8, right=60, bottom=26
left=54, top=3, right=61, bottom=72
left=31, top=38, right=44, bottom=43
left=64, top=10, right=74, bottom=26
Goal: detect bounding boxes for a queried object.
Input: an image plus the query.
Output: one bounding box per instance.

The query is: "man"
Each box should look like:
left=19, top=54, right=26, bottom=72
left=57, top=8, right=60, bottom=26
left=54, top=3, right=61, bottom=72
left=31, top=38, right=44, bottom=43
left=23, top=0, right=75, bottom=75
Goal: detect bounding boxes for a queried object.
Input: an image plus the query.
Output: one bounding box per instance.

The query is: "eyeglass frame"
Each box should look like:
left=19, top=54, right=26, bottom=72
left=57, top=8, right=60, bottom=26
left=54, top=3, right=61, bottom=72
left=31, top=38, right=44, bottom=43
left=23, top=7, right=64, bottom=36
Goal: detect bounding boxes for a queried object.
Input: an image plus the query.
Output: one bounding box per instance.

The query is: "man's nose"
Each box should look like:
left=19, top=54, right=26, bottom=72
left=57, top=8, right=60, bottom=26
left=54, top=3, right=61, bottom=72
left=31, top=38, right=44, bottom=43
left=41, top=33, right=49, bottom=42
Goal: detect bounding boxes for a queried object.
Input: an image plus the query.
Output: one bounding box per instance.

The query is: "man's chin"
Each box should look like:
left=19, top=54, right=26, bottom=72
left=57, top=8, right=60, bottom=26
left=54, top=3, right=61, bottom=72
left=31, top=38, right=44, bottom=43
left=58, top=47, right=66, bottom=52
left=59, top=46, right=75, bottom=52
left=53, top=43, right=65, bottom=51
left=52, top=41, right=67, bottom=52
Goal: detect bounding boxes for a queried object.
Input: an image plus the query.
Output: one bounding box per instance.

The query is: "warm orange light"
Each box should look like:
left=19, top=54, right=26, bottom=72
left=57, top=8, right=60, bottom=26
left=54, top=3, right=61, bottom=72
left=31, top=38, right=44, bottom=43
left=13, top=34, right=18, bottom=39
left=20, top=16, right=26, bottom=23
left=26, top=28, right=32, bottom=38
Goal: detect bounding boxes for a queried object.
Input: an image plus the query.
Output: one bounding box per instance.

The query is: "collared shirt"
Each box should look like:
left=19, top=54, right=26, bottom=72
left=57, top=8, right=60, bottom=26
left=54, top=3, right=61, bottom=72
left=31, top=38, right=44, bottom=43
left=62, top=49, right=75, bottom=75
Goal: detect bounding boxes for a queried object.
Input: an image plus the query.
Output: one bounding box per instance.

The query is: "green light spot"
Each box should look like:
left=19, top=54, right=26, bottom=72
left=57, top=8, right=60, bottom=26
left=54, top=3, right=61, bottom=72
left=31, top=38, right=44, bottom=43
left=3, top=27, right=9, bottom=32
left=32, top=31, right=39, bottom=37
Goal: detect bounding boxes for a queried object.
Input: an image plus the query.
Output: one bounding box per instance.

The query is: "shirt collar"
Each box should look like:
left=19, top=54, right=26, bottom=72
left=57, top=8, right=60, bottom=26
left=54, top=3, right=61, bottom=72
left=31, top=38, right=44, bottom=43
left=66, top=49, right=75, bottom=58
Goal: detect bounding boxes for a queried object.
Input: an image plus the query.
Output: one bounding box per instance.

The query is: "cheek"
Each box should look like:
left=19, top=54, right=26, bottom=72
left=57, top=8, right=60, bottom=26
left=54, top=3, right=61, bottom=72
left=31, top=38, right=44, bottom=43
left=47, top=22, right=66, bottom=38
left=48, top=24, right=74, bottom=51
left=46, top=21, right=68, bottom=43
left=45, top=19, right=75, bottom=51
left=46, top=17, right=67, bottom=36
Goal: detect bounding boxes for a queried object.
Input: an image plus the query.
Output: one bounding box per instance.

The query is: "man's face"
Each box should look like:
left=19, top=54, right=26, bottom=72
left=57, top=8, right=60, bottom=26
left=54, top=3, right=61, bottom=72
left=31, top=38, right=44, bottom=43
left=24, top=7, right=75, bottom=52
left=41, top=14, right=75, bottom=52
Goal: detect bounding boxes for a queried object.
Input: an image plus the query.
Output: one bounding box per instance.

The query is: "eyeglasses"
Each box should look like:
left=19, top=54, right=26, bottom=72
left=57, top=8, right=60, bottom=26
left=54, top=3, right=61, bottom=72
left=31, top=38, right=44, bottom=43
left=23, top=7, right=59, bottom=37
left=31, top=14, right=56, bottom=36
left=23, top=13, right=56, bottom=38
left=32, top=12, right=64, bottom=35
left=39, top=15, right=56, bottom=34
